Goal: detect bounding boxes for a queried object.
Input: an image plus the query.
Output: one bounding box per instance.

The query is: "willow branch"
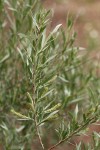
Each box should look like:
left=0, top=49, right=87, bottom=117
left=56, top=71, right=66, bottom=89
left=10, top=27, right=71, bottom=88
left=48, top=116, right=96, bottom=150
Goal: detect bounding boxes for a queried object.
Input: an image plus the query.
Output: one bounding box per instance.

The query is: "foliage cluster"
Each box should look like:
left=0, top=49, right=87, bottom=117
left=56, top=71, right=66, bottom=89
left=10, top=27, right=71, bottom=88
left=0, top=0, right=100, bottom=149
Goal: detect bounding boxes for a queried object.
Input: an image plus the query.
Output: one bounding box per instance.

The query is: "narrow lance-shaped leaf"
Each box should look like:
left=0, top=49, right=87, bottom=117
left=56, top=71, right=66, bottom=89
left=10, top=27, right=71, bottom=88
left=42, top=110, right=59, bottom=122
left=0, top=54, right=10, bottom=64
left=44, top=103, right=61, bottom=113
left=38, top=89, right=54, bottom=101
left=74, top=104, right=79, bottom=121
left=11, top=109, right=33, bottom=120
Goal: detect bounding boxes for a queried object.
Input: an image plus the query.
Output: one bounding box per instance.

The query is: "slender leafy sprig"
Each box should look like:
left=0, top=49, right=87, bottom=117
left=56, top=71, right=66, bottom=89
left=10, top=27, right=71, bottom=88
left=0, top=0, right=100, bottom=149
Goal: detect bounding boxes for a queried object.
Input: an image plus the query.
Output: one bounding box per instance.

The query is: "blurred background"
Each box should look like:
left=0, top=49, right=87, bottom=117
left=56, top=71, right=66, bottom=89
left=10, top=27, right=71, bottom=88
left=43, top=0, right=100, bottom=75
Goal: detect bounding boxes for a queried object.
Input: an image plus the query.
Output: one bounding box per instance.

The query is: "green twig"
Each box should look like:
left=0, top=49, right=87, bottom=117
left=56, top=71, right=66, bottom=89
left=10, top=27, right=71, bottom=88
left=48, top=116, right=96, bottom=150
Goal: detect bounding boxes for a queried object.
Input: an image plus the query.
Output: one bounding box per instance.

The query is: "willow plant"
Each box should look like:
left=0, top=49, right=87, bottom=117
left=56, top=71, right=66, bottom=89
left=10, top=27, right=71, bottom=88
left=0, top=0, right=100, bottom=150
